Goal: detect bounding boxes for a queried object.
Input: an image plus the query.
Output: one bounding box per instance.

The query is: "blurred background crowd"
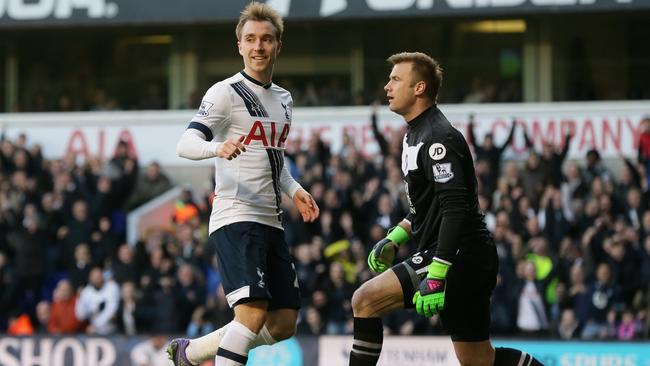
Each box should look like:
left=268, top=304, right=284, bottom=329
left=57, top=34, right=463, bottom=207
left=1, top=111, right=650, bottom=342
left=19, top=75, right=521, bottom=113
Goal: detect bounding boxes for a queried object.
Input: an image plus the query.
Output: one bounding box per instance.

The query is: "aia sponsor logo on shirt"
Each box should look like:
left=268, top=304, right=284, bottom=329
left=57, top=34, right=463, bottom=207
left=244, top=121, right=290, bottom=148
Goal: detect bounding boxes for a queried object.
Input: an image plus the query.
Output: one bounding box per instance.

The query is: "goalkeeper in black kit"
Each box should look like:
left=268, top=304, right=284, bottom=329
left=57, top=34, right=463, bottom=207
left=348, top=52, right=544, bottom=366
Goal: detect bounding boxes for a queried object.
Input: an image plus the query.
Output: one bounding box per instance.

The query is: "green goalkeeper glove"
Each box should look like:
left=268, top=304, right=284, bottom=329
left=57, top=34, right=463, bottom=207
left=367, top=225, right=409, bottom=273
left=413, top=258, right=451, bottom=317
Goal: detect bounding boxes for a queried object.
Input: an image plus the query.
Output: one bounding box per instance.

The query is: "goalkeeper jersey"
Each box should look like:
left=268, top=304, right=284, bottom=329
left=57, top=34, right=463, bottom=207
left=401, top=105, right=491, bottom=262
left=184, top=71, right=301, bottom=234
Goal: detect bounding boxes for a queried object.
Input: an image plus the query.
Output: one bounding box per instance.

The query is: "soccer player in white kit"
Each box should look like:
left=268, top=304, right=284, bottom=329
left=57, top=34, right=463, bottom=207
left=168, top=3, right=320, bottom=365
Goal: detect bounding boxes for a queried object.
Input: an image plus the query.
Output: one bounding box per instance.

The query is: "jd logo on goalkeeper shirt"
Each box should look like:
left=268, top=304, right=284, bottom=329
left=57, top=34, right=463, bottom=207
left=0, top=0, right=118, bottom=20
left=429, top=143, right=446, bottom=160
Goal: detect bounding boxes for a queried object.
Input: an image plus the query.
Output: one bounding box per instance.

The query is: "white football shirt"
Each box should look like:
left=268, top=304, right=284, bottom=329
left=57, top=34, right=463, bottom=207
left=177, top=71, right=302, bottom=234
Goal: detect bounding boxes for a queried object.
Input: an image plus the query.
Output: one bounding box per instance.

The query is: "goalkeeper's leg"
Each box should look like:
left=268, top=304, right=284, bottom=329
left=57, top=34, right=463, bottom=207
left=493, top=347, right=544, bottom=365
left=349, top=268, right=406, bottom=366
left=349, top=250, right=437, bottom=366
left=452, top=341, right=544, bottom=366
left=444, top=241, right=543, bottom=365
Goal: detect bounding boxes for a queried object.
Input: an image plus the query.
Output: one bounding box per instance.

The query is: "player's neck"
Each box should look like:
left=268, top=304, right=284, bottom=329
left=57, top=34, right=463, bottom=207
left=242, top=68, right=273, bottom=86
left=404, top=100, right=435, bottom=123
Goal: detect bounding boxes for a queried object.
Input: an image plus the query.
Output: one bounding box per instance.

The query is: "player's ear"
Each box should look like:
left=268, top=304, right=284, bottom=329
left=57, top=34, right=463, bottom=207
left=414, top=80, right=426, bottom=97
left=276, top=40, right=282, bottom=55
left=237, top=40, right=243, bottom=56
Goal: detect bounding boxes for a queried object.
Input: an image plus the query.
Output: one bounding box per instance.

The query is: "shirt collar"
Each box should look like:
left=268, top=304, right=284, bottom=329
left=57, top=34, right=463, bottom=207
left=240, top=71, right=272, bottom=89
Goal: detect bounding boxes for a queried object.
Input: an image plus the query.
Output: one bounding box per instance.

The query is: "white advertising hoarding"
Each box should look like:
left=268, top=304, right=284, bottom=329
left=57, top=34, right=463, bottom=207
left=0, top=101, right=648, bottom=166
left=319, top=335, right=459, bottom=366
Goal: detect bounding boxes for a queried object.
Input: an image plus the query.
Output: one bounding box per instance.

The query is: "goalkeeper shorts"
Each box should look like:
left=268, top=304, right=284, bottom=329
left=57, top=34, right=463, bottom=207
left=393, top=240, right=498, bottom=341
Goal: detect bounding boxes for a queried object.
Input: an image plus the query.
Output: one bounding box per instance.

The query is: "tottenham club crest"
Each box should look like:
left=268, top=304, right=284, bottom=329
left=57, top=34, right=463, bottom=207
left=281, top=102, right=290, bottom=121
left=257, top=267, right=265, bottom=288
left=433, top=163, right=454, bottom=183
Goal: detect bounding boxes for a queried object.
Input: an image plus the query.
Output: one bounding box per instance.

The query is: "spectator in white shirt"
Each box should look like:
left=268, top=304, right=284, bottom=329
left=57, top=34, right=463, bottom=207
left=75, top=266, right=120, bottom=335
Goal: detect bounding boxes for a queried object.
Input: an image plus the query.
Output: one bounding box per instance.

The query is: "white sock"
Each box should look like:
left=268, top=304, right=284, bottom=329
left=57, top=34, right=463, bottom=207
left=186, top=322, right=277, bottom=363
left=250, top=325, right=277, bottom=348
left=185, top=322, right=231, bottom=364
left=215, top=321, right=257, bottom=366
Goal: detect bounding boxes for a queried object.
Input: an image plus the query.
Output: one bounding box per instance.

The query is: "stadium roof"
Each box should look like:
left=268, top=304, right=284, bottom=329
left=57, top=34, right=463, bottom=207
left=0, top=0, right=648, bottom=28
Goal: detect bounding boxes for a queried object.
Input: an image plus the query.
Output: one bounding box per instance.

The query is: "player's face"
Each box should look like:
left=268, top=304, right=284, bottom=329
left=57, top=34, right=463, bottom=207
left=238, top=20, right=281, bottom=81
left=384, top=63, right=418, bottom=117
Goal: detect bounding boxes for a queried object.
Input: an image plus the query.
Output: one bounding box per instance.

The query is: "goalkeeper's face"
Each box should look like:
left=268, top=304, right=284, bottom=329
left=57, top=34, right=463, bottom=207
left=238, top=20, right=282, bottom=79
left=384, top=63, right=419, bottom=117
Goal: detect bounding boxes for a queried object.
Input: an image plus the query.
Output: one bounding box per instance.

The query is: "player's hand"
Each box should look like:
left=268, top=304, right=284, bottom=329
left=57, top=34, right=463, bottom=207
left=413, top=259, right=451, bottom=317
left=217, top=136, right=246, bottom=160
left=293, top=188, right=319, bottom=222
left=367, top=238, right=398, bottom=273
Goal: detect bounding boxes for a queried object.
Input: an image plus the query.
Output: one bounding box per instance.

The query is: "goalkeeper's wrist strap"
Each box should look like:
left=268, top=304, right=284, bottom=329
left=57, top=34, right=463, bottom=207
left=386, top=225, right=409, bottom=245
left=428, top=257, right=452, bottom=278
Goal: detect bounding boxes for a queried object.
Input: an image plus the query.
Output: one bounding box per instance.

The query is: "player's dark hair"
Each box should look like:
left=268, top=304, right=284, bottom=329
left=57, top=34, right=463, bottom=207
left=236, top=2, right=284, bottom=41
left=387, top=52, right=443, bottom=102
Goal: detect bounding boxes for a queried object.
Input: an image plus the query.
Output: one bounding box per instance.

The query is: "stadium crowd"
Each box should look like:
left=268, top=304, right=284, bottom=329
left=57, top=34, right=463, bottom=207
left=1, top=112, right=650, bottom=342
left=15, top=76, right=520, bottom=113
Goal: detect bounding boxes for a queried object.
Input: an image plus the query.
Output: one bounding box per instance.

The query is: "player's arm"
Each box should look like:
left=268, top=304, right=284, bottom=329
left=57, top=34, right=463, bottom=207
left=413, top=136, right=469, bottom=317
left=177, top=130, right=246, bottom=161
left=278, top=96, right=319, bottom=222
left=177, top=83, right=235, bottom=160
left=413, top=188, right=467, bottom=317
left=279, top=161, right=320, bottom=222
left=176, top=129, right=221, bottom=160
left=279, top=158, right=303, bottom=199
left=426, top=136, right=469, bottom=263
left=435, top=190, right=468, bottom=262
left=367, top=219, right=411, bottom=273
